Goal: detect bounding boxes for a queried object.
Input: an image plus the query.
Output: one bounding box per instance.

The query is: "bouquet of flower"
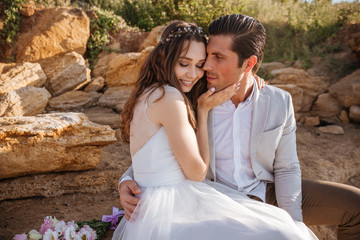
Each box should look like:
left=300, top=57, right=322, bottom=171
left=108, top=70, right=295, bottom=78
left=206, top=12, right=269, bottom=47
left=13, top=207, right=125, bottom=240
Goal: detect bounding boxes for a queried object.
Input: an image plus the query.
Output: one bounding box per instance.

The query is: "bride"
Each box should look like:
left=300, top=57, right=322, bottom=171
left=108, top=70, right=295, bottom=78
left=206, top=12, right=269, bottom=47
left=112, top=21, right=317, bottom=240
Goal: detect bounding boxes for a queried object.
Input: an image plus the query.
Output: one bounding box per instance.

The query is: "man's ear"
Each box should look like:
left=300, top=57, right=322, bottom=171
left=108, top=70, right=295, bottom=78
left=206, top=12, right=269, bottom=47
left=243, top=55, right=257, bottom=73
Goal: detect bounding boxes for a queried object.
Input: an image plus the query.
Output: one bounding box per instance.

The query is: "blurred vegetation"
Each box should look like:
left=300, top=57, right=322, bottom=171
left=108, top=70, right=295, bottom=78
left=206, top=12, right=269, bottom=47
left=86, top=7, right=121, bottom=69
left=3, top=0, right=360, bottom=74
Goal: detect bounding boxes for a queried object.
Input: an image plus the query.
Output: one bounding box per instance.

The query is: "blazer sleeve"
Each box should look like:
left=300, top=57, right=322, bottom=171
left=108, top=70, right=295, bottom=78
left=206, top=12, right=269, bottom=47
left=273, top=93, right=303, bottom=221
left=117, top=165, right=134, bottom=190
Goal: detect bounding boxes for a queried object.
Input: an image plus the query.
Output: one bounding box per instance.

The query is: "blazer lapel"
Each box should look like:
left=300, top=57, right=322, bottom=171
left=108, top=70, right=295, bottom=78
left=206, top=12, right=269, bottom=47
left=250, top=83, right=270, bottom=160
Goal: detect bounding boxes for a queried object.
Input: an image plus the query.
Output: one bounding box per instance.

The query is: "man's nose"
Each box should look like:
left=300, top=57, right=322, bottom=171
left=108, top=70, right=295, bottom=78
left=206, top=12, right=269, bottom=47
left=203, top=58, right=212, bottom=71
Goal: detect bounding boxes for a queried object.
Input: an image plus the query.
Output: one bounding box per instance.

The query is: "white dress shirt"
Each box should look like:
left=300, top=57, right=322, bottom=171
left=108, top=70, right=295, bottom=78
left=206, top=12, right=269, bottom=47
left=213, top=84, right=267, bottom=202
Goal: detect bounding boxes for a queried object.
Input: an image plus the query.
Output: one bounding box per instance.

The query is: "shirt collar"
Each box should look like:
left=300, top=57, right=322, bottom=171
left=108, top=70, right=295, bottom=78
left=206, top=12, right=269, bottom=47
left=218, top=78, right=256, bottom=109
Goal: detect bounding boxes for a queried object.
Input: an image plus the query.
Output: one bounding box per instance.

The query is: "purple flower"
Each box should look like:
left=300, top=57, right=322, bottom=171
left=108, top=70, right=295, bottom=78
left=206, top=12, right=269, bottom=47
left=102, top=207, right=125, bottom=230
left=39, top=217, right=53, bottom=235
left=13, top=234, right=27, bottom=240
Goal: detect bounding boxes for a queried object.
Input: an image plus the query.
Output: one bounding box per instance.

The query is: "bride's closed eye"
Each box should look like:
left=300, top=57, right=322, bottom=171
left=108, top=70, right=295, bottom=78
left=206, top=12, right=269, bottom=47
left=179, top=62, right=188, bottom=67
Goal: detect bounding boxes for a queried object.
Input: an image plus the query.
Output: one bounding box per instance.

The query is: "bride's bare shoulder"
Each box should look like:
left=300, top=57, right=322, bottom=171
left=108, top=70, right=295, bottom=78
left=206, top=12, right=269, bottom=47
left=146, top=86, right=184, bottom=106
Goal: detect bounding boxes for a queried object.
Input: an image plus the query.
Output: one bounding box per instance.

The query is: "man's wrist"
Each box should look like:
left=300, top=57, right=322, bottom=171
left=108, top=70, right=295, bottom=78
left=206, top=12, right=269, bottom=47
left=118, top=176, right=134, bottom=192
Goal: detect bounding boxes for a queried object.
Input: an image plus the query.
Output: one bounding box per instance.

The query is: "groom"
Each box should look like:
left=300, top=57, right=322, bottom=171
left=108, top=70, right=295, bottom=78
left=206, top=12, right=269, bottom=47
left=119, top=14, right=360, bottom=239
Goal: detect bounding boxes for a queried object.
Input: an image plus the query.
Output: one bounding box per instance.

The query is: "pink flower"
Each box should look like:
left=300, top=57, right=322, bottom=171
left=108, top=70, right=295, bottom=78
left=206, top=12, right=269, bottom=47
left=102, top=207, right=125, bottom=230
left=13, top=234, right=27, bottom=240
left=40, top=217, right=54, bottom=235
left=80, top=225, right=97, bottom=240
left=43, top=229, right=58, bottom=240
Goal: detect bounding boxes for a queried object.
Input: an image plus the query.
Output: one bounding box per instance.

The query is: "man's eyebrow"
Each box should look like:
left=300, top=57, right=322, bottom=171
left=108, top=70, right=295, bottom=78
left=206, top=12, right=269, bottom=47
left=210, top=51, right=224, bottom=57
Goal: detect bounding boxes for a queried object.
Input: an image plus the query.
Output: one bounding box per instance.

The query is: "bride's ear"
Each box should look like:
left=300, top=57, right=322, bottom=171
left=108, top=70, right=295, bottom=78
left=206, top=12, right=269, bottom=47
left=242, top=55, right=257, bottom=73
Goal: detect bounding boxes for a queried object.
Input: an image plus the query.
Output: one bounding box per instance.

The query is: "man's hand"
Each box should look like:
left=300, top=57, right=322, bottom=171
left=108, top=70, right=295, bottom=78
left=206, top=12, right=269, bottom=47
left=119, top=180, right=141, bottom=220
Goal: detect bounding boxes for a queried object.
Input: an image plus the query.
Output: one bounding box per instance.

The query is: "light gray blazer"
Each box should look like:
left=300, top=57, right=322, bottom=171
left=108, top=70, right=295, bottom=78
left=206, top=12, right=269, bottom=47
left=120, top=83, right=303, bottom=221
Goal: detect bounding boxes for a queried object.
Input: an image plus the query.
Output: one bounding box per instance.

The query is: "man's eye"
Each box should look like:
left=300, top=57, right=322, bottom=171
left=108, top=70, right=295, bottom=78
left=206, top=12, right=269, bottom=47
left=215, top=55, right=222, bottom=59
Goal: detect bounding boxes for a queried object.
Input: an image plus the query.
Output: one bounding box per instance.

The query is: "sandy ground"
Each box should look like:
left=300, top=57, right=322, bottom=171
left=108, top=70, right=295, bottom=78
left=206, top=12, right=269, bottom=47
left=1, top=122, right=359, bottom=240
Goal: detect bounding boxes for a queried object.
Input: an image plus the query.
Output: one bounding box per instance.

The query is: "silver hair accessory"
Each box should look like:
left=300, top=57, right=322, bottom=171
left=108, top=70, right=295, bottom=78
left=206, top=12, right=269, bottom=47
left=158, top=26, right=207, bottom=44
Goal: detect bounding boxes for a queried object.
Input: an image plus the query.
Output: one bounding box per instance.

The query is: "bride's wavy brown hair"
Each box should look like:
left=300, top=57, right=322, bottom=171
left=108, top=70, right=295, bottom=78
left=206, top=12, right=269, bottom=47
left=121, top=21, right=208, bottom=143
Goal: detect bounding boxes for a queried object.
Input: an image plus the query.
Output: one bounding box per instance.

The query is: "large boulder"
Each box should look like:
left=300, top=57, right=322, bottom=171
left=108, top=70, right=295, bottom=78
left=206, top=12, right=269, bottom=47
left=0, top=62, right=46, bottom=96
left=270, top=67, right=331, bottom=112
left=0, top=112, right=116, bottom=180
left=84, top=106, right=121, bottom=129
left=47, top=91, right=101, bottom=111
left=329, top=69, right=360, bottom=107
left=260, top=62, right=286, bottom=74
left=139, top=25, right=164, bottom=50
left=93, top=47, right=154, bottom=87
left=15, top=7, right=90, bottom=63
left=98, top=86, right=134, bottom=112
left=41, top=51, right=91, bottom=97
left=311, top=93, right=342, bottom=118
left=0, top=87, right=51, bottom=117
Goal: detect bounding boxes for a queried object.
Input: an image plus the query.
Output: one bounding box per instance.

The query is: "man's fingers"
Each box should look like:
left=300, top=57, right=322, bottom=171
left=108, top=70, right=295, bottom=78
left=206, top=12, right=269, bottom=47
left=128, top=181, right=141, bottom=195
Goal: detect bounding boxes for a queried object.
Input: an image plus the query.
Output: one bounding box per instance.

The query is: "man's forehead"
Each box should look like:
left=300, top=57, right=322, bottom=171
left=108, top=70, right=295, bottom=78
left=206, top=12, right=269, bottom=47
left=207, top=35, right=234, bottom=52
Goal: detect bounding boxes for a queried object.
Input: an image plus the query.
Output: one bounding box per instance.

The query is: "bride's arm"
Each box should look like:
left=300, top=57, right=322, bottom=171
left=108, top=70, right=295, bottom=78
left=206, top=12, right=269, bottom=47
left=195, top=84, right=239, bottom=175
left=147, top=86, right=237, bottom=181
left=147, top=89, right=207, bottom=181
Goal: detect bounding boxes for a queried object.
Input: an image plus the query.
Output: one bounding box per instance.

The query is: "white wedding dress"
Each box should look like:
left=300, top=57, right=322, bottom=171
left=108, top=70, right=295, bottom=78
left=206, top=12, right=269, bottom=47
left=112, top=87, right=317, bottom=240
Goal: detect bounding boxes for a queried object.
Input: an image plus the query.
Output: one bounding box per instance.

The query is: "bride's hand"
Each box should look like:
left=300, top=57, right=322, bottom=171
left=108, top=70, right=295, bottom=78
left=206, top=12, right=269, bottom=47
left=254, top=74, right=267, bottom=89
left=198, top=83, right=240, bottom=112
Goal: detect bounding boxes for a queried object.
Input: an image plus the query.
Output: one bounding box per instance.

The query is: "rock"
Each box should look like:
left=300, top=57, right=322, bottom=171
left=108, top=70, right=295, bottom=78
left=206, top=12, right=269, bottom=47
left=339, top=110, right=350, bottom=123
left=306, top=57, right=328, bottom=77
left=349, top=105, right=360, bottom=122
left=311, top=93, right=342, bottom=117
left=139, top=25, right=164, bottom=50
left=47, top=91, right=101, bottom=111
left=84, top=76, right=105, bottom=92
left=270, top=67, right=307, bottom=78
left=15, top=7, right=90, bottom=62
left=93, top=46, right=154, bottom=87
left=318, top=125, right=344, bottom=135
left=0, top=62, right=46, bottom=96
left=0, top=112, right=117, bottom=180
left=270, top=67, right=331, bottom=112
left=98, top=86, right=134, bottom=112
left=303, top=116, right=320, bottom=127
left=293, top=60, right=304, bottom=69
left=41, top=51, right=91, bottom=97
left=329, top=69, right=360, bottom=107
left=273, top=84, right=303, bottom=113
left=260, top=62, right=286, bottom=74
left=84, top=106, right=120, bottom=129
left=0, top=87, right=51, bottom=117
left=348, top=32, right=360, bottom=60
left=20, top=5, right=35, bottom=17
left=0, top=141, right=129, bottom=201
left=0, top=62, right=17, bottom=75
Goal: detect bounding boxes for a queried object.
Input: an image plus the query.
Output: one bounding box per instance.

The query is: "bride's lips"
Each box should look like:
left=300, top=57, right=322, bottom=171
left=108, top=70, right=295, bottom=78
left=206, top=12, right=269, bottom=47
left=180, top=79, right=195, bottom=87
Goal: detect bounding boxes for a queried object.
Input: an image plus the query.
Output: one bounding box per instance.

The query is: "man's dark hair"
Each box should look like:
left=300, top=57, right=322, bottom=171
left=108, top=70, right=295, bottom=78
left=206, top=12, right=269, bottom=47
left=208, top=14, right=266, bottom=73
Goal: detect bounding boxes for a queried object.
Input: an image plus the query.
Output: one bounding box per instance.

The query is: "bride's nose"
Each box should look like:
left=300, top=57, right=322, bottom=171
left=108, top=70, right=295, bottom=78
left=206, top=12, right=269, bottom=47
left=187, top=66, right=197, bottom=79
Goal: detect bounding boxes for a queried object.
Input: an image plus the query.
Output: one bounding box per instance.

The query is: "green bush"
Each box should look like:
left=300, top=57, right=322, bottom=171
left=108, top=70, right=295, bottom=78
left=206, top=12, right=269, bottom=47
left=1, top=0, right=24, bottom=46
left=86, top=7, right=121, bottom=69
